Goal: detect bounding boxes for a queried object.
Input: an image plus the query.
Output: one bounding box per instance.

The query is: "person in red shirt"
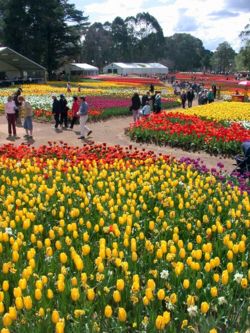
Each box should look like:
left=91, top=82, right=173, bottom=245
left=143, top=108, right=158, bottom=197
left=70, top=96, right=80, bottom=129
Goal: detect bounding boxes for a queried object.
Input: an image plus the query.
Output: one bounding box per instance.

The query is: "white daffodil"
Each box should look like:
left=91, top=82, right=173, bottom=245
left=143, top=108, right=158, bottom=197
left=160, top=270, right=169, bottom=280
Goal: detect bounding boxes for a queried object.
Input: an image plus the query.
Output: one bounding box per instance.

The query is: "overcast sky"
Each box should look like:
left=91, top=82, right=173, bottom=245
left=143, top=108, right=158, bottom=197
left=72, top=0, right=250, bottom=51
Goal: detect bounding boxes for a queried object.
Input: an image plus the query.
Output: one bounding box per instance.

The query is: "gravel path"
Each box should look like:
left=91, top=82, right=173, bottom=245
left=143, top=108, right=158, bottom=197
left=0, top=113, right=235, bottom=173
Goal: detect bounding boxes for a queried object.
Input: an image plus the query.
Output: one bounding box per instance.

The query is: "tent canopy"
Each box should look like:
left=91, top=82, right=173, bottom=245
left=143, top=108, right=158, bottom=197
left=0, top=46, right=46, bottom=71
left=103, top=62, right=168, bottom=75
left=69, top=63, right=99, bottom=71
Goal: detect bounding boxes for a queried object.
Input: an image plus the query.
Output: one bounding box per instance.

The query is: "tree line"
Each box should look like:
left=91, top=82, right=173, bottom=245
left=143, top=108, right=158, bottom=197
left=0, top=0, right=249, bottom=78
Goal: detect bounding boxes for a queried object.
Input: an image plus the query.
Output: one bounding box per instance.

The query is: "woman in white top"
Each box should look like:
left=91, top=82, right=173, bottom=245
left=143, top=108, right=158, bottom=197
left=4, top=96, right=17, bottom=137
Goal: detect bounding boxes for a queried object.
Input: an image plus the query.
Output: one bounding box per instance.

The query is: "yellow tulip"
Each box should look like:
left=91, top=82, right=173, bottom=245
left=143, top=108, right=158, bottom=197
left=200, top=302, right=210, bottom=314
left=71, top=288, right=80, bottom=302
left=118, top=307, right=127, bottom=322
left=23, top=296, right=32, bottom=310
left=104, top=305, right=113, bottom=318
left=87, top=288, right=95, bottom=301
left=51, top=309, right=60, bottom=324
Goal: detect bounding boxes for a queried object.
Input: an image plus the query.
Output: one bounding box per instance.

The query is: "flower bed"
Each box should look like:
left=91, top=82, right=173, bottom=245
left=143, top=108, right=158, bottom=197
left=128, top=112, right=250, bottom=156
left=0, top=82, right=180, bottom=122
left=172, top=102, right=250, bottom=122
left=0, top=143, right=249, bottom=333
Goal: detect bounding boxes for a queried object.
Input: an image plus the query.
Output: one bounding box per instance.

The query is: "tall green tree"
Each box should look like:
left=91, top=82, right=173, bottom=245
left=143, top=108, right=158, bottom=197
left=236, top=20, right=250, bottom=71
left=165, top=33, right=206, bottom=71
left=83, top=22, right=113, bottom=69
left=125, top=13, right=165, bottom=62
left=211, top=42, right=236, bottom=73
left=1, top=0, right=89, bottom=77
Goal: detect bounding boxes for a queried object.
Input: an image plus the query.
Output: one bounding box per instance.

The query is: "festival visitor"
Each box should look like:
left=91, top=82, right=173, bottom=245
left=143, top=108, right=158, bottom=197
left=19, top=96, right=33, bottom=138
left=187, top=88, right=195, bottom=108
left=207, top=89, right=215, bottom=103
left=154, top=91, right=162, bottom=113
left=212, top=84, right=217, bottom=99
left=66, top=82, right=71, bottom=93
left=139, top=100, right=151, bottom=117
left=181, top=90, right=187, bottom=109
left=131, top=92, right=141, bottom=122
left=13, top=88, right=22, bottom=125
left=5, top=96, right=17, bottom=138
left=77, top=96, right=92, bottom=139
left=52, top=95, right=61, bottom=129
left=149, top=83, right=155, bottom=93
left=78, top=85, right=81, bottom=93
left=70, top=96, right=80, bottom=129
left=141, top=91, right=151, bottom=106
left=59, top=94, right=69, bottom=128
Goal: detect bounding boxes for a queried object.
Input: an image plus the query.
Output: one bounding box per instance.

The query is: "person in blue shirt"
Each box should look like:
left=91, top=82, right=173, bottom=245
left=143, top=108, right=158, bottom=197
left=77, top=96, right=92, bottom=139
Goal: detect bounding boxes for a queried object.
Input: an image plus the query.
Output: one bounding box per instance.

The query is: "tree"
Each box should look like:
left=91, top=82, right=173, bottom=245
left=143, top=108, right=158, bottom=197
left=1, top=0, right=89, bottom=77
left=110, top=17, right=130, bottom=61
left=127, top=13, right=165, bottom=62
left=236, top=20, right=250, bottom=71
left=165, top=34, right=207, bottom=71
left=83, top=23, right=113, bottom=69
left=211, top=42, right=236, bottom=73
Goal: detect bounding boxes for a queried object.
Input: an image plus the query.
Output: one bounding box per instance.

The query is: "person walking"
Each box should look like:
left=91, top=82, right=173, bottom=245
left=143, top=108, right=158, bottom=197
left=59, top=94, right=68, bottom=128
left=66, top=82, right=71, bottom=93
left=52, top=95, right=61, bottom=129
left=207, top=89, right=214, bottom=103
left=187, top=88, right=195, bottom=108
left=212, top=84, right=217, bottom=99
left=181, top=90, right=187, bottom=109
left=131, top=92, right=141, bottom=122
left=154, top=91, right=162, bottom=113
left=70, top=96, right=80, bottom=129
left=5, top=96, right=17, bottom=138
left=77, top=96, right=92, bottom=139
left=13, top=88, right=22, bottom=125
left=19, top=96, right=33, bottom=138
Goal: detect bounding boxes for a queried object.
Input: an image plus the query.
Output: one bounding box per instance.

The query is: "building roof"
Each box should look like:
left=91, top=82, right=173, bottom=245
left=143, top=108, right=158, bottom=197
left=70, top=63, right=99, bottom=71
left=0, top=46, right=46, bottom=71
left=107, top=62, right=168, bottom=69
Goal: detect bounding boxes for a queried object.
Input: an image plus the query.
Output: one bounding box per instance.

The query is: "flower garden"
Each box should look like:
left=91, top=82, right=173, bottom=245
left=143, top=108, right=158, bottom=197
left=128, top=102, right=250, bottom=156
left=0, top=142, right=249, bottom=333
left=0, top=80, right=180, bottom=122
left=0, top=77, right=250, bottom=333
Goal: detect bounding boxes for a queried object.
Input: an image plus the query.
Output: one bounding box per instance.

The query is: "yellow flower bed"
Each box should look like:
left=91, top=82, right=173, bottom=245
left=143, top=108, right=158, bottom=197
left=0, top=143, right=248, bottom=332
left=172, top=102, right=250, bottom=121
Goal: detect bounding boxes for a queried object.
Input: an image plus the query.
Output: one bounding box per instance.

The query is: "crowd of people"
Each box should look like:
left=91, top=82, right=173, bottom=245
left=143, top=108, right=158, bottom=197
left=4, top=88, right=34, bottom=139
left=130, top=85, right=162, bottom=122
left=4, top=80, right=221, bottom=140
left=173, top=80, right=218, bottom=108
left=51, top=94, right=92, bottom=139
left=4, top=88, right=93, bottom=140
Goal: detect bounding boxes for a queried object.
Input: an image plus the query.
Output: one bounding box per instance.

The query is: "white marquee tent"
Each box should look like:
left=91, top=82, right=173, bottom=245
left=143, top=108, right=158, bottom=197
left=0, top=46, right=46, bottom=85
left=103, top=62, right=168, bottom=76
left=64, top=63, right=99, bottom=79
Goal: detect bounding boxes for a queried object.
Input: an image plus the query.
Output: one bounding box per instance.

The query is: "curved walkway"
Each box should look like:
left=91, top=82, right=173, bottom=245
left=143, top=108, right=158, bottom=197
left=0, top=114, right=235, bottom=173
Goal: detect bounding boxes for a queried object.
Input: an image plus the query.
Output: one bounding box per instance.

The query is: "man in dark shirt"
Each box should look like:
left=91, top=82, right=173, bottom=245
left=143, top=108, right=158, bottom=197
left=52, top=95, right=61, bottom=129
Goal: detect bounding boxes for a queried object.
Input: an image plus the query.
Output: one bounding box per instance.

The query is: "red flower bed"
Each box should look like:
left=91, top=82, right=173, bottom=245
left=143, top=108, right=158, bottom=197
left=132, top=112, right=250, bottom=142
left=129, top=112, right=250, bottom=155
left=0, top=142, right=169, bottom=166
left=88, top=75, right=162, bottom=85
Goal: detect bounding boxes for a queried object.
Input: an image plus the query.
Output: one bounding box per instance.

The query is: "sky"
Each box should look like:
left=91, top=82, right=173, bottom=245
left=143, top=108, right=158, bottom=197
left=71, top=0, right=250, bottom=51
